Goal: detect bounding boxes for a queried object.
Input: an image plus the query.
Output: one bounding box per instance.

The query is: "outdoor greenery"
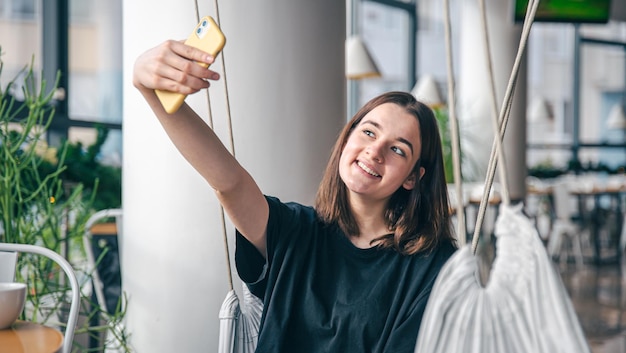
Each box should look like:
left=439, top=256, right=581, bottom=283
left=1, top=54, right=129, bottom=352
left=433, top=105, right=457, bottom=183
left=56, top=126, right=122, bottom=211
left=528, top=158, right=626, bottom=179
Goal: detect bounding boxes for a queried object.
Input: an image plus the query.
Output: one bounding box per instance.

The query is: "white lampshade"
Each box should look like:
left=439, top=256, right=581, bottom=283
left=606, top=103, right=626, bottom=130
left=411, top=75, right=443, bottom=107
left=345, top=35, right=381, bottom=79
left=528, top=97, right=552, bottom=123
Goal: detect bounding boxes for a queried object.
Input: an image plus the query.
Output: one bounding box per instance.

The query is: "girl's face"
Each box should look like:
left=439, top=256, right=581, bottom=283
left=339, top=103, right=424, bottom=203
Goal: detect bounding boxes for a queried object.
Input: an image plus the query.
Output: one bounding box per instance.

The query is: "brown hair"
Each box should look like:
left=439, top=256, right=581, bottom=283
left=315, top=91, right=454, bottom=255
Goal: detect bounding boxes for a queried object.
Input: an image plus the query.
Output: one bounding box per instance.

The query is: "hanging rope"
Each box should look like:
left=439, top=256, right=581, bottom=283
left=442, top=0, right=466, bottom=245
left=468, top=0, right=516, bottom=253
left=416, top=2, right=591, bottom=351
left=443, top=0, right=540, bottom=254
left=469, top=0, right=540, bottom=254
left=194, top=2, right=215, bottom=128
left=193, top=0, right=236, bottom=291
left=477, top=0, right=511, bottom=206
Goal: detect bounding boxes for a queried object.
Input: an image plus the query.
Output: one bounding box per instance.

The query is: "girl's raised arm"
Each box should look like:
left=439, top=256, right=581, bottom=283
left=133, top=40, right=269, bottom=257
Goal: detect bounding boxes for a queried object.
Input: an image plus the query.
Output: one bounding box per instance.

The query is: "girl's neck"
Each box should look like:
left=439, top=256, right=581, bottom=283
left=348, top=194, right=390, bottom=248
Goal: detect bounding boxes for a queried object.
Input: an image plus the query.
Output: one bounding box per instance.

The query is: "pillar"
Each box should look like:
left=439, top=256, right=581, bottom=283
left=459, top=0, right=527, bottom=201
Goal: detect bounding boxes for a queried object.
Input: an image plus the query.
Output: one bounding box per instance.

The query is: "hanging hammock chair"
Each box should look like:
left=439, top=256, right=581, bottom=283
left=415, top=0, right=590, bottom=352
left=192, top=0, right=591, bottom=352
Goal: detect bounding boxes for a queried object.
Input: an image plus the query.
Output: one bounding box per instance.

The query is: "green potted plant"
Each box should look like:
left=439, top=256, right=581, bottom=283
left=0, top=54, right=130, bottom=352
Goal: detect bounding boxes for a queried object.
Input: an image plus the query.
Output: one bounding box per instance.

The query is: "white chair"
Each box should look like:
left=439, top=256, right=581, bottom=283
left=448, top=184, right=469, bottom=243
left=82, top=208, right=125, bottom=353
left=546, top=178, right=585, bottom=267
left=525, top=176, right=554, bottom=241
left=0, top=250, right=17, bottom=282
left=83, top=208, right=123, bottom=313
left=0, top=243, right=81, bottom=353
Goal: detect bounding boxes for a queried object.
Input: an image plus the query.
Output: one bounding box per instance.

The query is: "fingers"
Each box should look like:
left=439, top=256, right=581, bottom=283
left=133, top=40, right=221, bottom=94
left=169, top=39, right=215, bottom=67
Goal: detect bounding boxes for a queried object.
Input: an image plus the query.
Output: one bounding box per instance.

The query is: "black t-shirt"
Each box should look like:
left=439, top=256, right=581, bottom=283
left=235, top=196, right=456, bottom=353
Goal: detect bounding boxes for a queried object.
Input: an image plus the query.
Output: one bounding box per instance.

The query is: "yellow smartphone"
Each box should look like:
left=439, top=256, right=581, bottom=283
left=155, top=16, right=226, bottom=114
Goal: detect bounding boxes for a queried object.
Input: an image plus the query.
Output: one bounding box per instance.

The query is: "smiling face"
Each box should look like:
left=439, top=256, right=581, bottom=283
left=338, top=103, right=423, bottom=204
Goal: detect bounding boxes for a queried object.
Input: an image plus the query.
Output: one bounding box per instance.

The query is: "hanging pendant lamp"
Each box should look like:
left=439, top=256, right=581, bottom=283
left=606, top=103, right=626, bottom=130
left=528, top=97, right=552, bottom=124
left=411, top=75, right=443, bottom=108
left=345, top=35, right=381, bottom=79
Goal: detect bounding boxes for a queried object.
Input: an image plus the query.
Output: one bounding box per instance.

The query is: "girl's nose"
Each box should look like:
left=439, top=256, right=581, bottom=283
left=367, top=142, right=385, bottom=163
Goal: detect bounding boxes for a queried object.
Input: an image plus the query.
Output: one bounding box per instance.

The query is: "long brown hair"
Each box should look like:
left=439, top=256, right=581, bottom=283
left=315, top=91, right=454, bottom=255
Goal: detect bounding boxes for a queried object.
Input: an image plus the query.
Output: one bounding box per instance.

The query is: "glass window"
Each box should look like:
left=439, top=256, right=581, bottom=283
left=358, top=1, right=411, bottom=106
left=1, top=0, right=122, bottom=166
left=0, top=0, right=42, bottom=94
left=67, top=0, right=122, bottom=163
left=13, top=0, right=36, bottom=17
left=68, top=0, right=122, bottom=125
left=599, top=91, right=626, bottom=170
left=0, top=0, right=37, bottom=19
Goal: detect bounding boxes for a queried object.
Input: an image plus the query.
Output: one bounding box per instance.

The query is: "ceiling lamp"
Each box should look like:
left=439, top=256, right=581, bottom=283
left=528, top=97, right=552, bottom=123
left=345, top=35, right=381, bottom=80
left=411, top=75, right=443, bottom=108
left=606, top=103, right=626, bottom=130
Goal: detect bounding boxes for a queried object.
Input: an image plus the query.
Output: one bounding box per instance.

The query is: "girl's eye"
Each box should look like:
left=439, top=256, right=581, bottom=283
left=391, top=146, right=405, bottom=156
left=363, top=129, right=375, bottom=138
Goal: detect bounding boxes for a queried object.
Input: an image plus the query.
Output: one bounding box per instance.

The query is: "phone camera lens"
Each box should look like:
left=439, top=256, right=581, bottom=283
left=196, top=27, right=202, bottom=34
left=202, top=20, right=208, bottom=27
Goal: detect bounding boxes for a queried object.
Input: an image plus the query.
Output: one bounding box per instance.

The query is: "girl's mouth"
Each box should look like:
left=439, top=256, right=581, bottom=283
left=357, top=161, right=381, bottom=177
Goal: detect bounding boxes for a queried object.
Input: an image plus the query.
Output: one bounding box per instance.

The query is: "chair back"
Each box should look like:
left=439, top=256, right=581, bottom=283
left=0, top=251, right=17, bottom=282
left=0, top=243, right=80, bottom=353
left=83, top=208, right=123, bottom=314
left=552, top=177, right=576, bottom=221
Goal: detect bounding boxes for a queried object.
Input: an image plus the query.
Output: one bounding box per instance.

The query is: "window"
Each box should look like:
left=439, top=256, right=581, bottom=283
left=67, top=1, right=122, bottom=165
left=0, top=0, right=122, bottom=167
left=358, top=0, right=414, bottom=106
left=0, top=0, right=42, bottom=89
left=0, top=0, right=37, bottom=19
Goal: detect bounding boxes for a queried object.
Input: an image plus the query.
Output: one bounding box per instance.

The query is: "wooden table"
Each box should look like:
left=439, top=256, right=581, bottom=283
left=0, top=321, right=63, bottom=353
left=90, top=222, right=118, bottom=235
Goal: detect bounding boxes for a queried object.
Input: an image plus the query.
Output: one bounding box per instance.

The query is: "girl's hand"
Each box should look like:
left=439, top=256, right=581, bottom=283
left=133, top=40, right=220, bottom=95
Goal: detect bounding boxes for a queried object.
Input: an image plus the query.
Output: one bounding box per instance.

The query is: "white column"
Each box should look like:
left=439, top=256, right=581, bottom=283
left=122, top=1, right=345, bottom=352
left=459, top=0, right=527, bottom=200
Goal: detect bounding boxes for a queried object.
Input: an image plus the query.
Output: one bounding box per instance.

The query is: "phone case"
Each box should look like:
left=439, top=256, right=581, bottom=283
left=155, top=16, right=226, bottom=114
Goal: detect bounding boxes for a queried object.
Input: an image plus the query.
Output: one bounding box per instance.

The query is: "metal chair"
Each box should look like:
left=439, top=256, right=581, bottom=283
left=546, top=178, right=585, bottom=267
left=0, top=250, right=17, bottom=282
left=83, top=208, right=123, bottom=314
left=0, top=243, right=81, bottom=353
left=83, top=208, right=125, bottom=353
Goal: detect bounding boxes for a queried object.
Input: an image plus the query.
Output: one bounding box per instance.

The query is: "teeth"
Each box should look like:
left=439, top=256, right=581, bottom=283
left=357, top=161, right=380, bottom=177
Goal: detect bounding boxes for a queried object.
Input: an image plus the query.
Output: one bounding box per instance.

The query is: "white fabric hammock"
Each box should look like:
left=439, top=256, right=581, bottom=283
left=414, top=0, right=592, bottom=350
left=218, top=285, right=264, bottom=353
left=414, top=204, right=590, bottom=353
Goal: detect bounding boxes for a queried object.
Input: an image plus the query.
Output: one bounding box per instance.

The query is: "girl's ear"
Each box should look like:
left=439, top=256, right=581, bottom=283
left=403, top=173, right=416, bottom=191
left=403, top=168, right=425, bottom=190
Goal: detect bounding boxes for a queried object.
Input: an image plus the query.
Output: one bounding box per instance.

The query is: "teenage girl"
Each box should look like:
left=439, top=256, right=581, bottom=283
left=133, top=40, right=457, bottom=353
